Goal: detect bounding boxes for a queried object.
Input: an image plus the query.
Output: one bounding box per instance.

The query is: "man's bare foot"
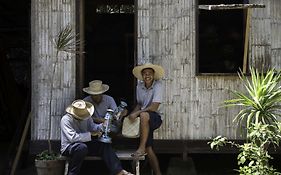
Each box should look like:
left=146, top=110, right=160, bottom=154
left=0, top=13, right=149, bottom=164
left=117, top=170, right=134, bottom=175
left=131, top=150, right=147, bottom=158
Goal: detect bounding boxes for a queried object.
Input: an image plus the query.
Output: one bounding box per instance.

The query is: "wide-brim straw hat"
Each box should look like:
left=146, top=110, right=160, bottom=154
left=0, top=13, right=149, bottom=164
left=83, top=80, right=109, bottom=95
left=66, top=100, right=94, bottom=120
left=132, top=63, right=164, bottom=80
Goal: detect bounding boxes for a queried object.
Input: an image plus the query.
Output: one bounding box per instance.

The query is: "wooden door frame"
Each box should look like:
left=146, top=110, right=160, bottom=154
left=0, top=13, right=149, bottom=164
left=76, top=0, right=85, bottom=98
left=76, top=0, right=137, bottom=99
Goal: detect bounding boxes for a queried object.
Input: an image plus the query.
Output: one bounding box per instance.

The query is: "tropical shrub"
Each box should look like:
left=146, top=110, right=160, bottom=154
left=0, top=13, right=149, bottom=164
left=209, top=67, right=281, bottom=175
left=210, top=123, right=281, bottom=175
left=224, top=68, right=281, bottom=135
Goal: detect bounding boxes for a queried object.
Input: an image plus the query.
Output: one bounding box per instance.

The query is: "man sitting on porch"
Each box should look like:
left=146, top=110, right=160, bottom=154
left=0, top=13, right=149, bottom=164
left=60, top=99, right=133, bottom=175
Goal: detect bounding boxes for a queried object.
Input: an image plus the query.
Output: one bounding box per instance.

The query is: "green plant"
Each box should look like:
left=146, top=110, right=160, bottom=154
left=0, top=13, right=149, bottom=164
left=36, top=150, right=60, bottom=161
left=53, top=24, right=81, bottom=55
left=209, top=67, right=281, bottom=174
left=37, top=24, right=80, bottom=160
left=209, top=123, right=281, bottom=175
left=224, top=68, right=281, bottom=134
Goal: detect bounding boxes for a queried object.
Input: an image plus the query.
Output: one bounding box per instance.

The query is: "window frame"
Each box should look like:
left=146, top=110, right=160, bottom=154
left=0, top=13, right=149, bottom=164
left=196, top=2, right=265, bottom=76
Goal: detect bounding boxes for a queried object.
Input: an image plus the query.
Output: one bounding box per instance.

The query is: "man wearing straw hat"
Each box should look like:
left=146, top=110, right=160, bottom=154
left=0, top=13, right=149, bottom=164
left=60, top=99, right=133, bottom=175
left=83, top=80, right=118, bottom=124
left=128, top=63, right=164, bottom=175
left=83, top=80, right=127, bottom=134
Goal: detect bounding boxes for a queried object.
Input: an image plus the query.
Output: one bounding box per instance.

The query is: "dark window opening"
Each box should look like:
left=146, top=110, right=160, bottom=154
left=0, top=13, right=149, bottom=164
left=85, top=1, right=135, bottom=109
left=198, top=0, right=246, bottom=74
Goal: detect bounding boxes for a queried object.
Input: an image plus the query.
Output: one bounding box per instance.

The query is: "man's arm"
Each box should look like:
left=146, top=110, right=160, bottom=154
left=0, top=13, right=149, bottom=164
left=61, top=116, right=91, bottom=143
left=93, top=117, right=106, bottom=124
left=142, top=102, right=160, bottom=112
left=128, top=102, right=160, bottom=120
left=128, top=104, right=141, bottom=120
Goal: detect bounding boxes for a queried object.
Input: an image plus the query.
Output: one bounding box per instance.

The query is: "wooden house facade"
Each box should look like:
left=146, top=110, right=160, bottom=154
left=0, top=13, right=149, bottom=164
left=30, top=0, right=281, bottom=153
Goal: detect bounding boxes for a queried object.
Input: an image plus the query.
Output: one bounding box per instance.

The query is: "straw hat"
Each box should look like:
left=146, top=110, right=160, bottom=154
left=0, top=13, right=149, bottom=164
left=66, top=100, right=94, bottom=120
left=132, top=63, right=164, bottom=80
left=83, top=80, right=109, bottom=95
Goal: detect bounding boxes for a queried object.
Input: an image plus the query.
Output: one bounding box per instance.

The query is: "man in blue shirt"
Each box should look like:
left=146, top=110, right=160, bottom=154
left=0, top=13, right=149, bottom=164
left=83, top=80, right=127, bottom=134
left=83, top=80, right=117, bottom=124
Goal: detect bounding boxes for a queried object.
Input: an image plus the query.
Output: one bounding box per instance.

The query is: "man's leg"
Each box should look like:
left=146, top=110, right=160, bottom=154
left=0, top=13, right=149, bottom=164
left=86, top=140, right=123, bottom=175
left=63, top=143, right=88, bottom=175
left=145, top=112, right=162, bottom=175
left=146, top=146, right=161, bottom=175
left=136, top=112, right=150, bottom=154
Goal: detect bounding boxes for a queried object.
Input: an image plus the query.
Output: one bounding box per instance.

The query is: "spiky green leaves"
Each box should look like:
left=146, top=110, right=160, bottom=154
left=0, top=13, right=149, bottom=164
left=225, top=68, right=281, bottom=133
left=53, top=24, right=81, bottom=56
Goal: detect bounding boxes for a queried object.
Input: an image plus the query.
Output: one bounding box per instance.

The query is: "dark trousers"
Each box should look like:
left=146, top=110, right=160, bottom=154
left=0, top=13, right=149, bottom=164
left=62, top=140, right=123, bottom=175
left=146, top=111, right=162, bottom=147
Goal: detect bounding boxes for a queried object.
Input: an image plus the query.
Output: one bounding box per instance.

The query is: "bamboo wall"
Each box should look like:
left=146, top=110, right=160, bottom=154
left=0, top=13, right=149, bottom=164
left=31, top=0, right=76, bottom=140
left=249, top=0, right=281, bottom=70
left=30, top=0, right=281, bottom=141
left=137, top=0, right=281, bottom=140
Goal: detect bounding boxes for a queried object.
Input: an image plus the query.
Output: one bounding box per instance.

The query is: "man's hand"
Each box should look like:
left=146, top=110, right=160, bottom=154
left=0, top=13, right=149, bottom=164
left=121, top=109, right=128, bottom=117
left=128, top=111, right=139, bottom=121
left=91, top=131, right=102, bottom=137
left=93, top=117, right=106, bottom=124
left=100, top=120, right=111, bottom=133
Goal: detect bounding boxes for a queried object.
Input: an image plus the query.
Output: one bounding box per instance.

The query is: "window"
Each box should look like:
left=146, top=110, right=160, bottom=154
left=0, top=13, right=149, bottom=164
left=197, top=0, right=246, bottom=74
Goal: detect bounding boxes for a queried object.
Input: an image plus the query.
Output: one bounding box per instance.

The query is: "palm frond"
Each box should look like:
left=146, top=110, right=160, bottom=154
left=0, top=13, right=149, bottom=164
left=53, top=24, right=81, bottom=55
left=225, top=67, right=281, bottom=135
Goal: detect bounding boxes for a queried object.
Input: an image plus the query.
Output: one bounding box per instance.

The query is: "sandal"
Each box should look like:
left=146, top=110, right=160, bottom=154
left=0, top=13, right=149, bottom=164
left=120, top=170, right=134, bottom=175
left=131, top=151, right=147, bottom=158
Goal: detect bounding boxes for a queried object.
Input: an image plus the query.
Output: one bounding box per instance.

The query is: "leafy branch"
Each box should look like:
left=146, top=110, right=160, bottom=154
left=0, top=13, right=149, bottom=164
left=46, top=24, right=81, bottom=156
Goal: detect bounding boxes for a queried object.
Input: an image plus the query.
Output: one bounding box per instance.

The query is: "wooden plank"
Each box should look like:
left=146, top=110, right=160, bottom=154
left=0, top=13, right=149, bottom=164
left=59, top=150, right=145, bottom=160
left=10, top=112, right=31, bottom=175
left=30, top=139, right=281, bottom=154
left=62, top=150, right=144, bottom=175
left=199, top=4, right=265, bottom=10
left=243, top=8, right=252, bottom=73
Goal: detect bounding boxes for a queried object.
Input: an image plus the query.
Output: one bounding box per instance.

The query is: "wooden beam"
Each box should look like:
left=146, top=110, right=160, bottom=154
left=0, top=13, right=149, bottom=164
left=243, top=8, right=252, bottom=74
left=10, top=112, right=31, bottom=175
left=76, top=0, right=85, bottom=98
left=199, top=4, right=265, bottom=10
left=29, top=139, right=281, bottom=155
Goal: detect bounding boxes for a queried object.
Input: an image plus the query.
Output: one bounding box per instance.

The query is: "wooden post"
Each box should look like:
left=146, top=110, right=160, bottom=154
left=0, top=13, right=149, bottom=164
left=77, top=0, right=85, bottom=98
left=10, top=112, right=31, bottom=175
left=243, top=8, right=252, bottom=73
left=135, top=160, right=140, bottom=175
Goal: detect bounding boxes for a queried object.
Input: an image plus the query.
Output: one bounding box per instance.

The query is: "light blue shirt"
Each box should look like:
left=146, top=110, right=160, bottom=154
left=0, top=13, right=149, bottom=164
left=83, top=95, right=117, bottom=119
left=60, top=114, right=103, bottom=154
left=136, top=80, right=163, bottom=111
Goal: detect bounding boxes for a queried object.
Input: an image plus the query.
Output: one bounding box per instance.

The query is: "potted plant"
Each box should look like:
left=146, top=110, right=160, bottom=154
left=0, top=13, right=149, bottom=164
left=35, top=150, right=65, bottom=175
left=35, top=24, right=80, bottom=175
left=209, top=67, right=281, bottom=175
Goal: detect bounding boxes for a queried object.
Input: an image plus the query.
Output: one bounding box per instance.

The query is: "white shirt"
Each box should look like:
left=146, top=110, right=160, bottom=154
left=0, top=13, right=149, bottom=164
left=136, top=80, right=163, bottom=111
left=60, top=113, right=103, bottom=154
